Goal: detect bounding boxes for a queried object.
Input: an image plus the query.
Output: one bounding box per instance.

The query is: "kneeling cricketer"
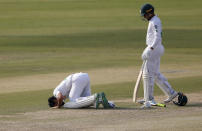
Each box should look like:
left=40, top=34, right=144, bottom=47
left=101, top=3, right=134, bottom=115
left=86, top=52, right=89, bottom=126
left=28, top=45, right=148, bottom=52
left=48, top=72, right=115, bottom=109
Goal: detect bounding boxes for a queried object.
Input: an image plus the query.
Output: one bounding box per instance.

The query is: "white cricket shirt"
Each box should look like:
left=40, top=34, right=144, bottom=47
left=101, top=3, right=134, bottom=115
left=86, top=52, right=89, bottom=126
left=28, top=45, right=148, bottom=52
left=146, top=15, right=162, bottom=48
left=53, top=74, right=73, bottom=98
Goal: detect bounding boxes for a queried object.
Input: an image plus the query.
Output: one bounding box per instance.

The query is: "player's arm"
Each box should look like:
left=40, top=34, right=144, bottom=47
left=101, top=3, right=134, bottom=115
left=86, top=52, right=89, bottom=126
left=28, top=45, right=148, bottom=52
left=150, top=22, right=162, bottom=49
left=52, top=92, right=66, bottom=108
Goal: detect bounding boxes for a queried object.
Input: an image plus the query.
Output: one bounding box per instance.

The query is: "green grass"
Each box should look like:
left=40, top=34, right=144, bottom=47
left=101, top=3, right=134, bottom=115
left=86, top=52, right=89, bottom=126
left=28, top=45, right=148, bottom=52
left=93, top=76, right=202, bottom=99
left=0, top=0, right=202, bottom=115
left=0, top=0, right=202, bottom=78
left=1, top=76, right=202, bottom=115
left=1, top=47, right=202, bottom=78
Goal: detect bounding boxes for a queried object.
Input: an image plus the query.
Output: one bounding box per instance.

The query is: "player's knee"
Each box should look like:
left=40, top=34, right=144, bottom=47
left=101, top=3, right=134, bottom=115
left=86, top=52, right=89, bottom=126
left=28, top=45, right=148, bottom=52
left=156, top=73, right=167, bottom=81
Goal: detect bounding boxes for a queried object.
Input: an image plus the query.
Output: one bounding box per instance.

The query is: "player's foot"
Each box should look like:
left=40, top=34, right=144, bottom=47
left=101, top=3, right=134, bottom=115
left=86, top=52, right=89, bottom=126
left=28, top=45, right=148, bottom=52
left=164, top=91, right=178, bottom=103
left=149, top=99, right=157, bottom=106
left=95, top=93, right=101, bottom=109
left=108, top=101, right=116, bottom=108
left=100, top=92, right=111, bottom=108
left=137, top=99, right=156, bottom=106
left=141, top=101, right=151, bottom=109
left=137, top=99, right=145, bottom=104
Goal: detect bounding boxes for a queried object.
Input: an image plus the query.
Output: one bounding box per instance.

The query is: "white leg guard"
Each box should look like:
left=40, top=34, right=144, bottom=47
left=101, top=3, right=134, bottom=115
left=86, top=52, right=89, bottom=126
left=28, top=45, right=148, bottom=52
left=141, top=74, right=152, bottom=108
left=155, top=73, right=176, bottom=97
left=142, top=74, right=154, bottom=102
left=63, top=94, right=97, bottom=108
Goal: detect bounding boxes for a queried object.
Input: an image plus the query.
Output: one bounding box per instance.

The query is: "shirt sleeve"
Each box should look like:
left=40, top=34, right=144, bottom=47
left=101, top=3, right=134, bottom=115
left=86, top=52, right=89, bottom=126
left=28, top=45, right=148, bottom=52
left=150, top=21, right=162, bottom=48
left=53, top=88, right=60, bottom=98
left=55, top=91, right=60, bottom=98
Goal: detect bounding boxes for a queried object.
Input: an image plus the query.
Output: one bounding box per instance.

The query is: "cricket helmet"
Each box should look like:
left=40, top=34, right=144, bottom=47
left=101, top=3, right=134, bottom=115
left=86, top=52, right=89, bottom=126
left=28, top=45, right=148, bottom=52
left=173, top=92, right=188, bottom=106
left=140, top=3, right=154, bottom=16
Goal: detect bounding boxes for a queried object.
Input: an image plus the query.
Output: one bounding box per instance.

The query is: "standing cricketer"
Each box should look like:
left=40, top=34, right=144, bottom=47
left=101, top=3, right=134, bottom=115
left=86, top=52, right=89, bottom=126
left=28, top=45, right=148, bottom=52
left=139, top=4, right=178, bottom=108
left=48, top=72, right=114, bottom=109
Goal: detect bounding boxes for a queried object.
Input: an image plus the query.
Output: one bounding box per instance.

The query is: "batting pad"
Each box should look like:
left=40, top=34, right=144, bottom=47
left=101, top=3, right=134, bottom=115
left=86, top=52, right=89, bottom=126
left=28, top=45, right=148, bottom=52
left=63, top=94, right=96, bottom=108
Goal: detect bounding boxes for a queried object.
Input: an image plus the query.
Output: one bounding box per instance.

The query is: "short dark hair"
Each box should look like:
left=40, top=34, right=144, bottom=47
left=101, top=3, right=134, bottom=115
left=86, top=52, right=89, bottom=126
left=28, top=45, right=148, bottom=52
left=48, top=96, right=57, bottom=107
left=48, top=96, right=65, bottom=107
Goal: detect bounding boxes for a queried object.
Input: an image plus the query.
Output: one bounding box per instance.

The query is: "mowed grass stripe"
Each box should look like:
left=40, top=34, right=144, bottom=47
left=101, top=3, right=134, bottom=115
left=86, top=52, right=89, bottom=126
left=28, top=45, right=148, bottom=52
left=0, top=76, right=202, bottom=115
left=1, top=47, right=202, bottom=78
left=1, top=29, right=202, bottom=48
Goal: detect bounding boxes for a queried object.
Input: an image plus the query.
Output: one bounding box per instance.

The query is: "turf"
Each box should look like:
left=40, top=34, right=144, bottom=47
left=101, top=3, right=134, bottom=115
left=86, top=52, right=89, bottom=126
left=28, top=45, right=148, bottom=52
left=0, top=76, right=202, bottom=115
left=0, top=0, right=202, bottom=78
left=0, top=0, right=202, bottom=115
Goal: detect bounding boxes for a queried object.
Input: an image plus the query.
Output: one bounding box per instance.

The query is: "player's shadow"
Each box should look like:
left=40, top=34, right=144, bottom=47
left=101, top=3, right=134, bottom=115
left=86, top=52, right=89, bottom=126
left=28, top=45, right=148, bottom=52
left=65, top=106, right=156, bottom=110
left=185, top=102, right=202, bottom=107
left=84, top=107, right=156, bottom=110
left=113, top=107, right=157, bottom=110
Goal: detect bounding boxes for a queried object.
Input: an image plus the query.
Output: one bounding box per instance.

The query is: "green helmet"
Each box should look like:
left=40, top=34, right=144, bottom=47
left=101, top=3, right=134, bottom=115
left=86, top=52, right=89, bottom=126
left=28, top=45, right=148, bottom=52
left=140, top=3, right=154, bottom=16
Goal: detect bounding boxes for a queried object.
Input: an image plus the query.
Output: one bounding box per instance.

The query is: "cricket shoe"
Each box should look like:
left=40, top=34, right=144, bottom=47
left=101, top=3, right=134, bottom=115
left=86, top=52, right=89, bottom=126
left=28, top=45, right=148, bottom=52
left=141, top=101, right=151, bottom=109
left=99, top=92, right=111, bottom=109
left=164, top=91, right=178, bottom=103
left=95, top=93, right=102, bottom=109
left=108, top=101, right=116, bottom=108
left=149, top=99, right=157, bottom=106
left=137, top=99, right=156, bottom=106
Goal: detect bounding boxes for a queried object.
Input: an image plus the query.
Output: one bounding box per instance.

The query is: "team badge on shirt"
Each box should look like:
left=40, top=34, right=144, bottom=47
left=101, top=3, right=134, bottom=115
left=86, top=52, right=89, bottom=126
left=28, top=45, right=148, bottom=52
left=154, top=25, right=158, bottom=32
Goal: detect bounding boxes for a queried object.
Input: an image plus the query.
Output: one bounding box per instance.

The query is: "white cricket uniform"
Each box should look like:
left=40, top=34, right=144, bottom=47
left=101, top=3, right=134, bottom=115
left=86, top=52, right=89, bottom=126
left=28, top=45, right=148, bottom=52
left=53, top=72, right=91, bottom=102
left=142, top=15, right=176, bottom=101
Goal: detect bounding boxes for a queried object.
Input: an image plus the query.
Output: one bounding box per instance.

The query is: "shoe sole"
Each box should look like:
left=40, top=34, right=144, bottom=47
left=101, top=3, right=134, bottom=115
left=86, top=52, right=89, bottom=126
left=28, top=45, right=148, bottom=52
left=141, top=105, right=152, bottom=109
left=137, top=100, right=156, bottom=106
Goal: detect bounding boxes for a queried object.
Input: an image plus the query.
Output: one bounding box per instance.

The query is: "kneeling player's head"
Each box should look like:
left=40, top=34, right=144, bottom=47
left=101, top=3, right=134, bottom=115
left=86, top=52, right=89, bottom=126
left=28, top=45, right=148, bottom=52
left=48, top=96, right=65, bottom=107
left=48, top=96, right=57, bottom=107
left=140, top=3, right=155, bottom=21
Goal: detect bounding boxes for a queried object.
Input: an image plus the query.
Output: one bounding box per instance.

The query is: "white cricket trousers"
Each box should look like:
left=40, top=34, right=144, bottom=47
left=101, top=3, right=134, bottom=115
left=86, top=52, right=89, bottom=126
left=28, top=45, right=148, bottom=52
left=69, top=73, right=91, bottom=102
left=142, top=44, right=175, bottom=101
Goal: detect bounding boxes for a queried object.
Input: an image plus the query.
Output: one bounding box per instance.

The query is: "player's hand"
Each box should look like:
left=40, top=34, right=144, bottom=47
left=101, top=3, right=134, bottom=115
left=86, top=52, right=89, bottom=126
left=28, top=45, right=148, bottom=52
left=51, top=106, right=60, bottom=109
left=142, top=47, right=152, bottom=60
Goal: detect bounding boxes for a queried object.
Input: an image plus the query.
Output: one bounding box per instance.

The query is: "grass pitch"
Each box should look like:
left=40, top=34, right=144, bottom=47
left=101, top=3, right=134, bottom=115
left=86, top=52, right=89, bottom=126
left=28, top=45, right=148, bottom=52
left=0, top=0, right=202, bottom=116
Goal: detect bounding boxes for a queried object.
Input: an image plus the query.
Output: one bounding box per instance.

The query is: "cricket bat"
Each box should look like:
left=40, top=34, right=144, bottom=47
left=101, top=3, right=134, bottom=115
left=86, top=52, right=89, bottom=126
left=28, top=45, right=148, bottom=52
left=133, top=61, right=146, bottom=102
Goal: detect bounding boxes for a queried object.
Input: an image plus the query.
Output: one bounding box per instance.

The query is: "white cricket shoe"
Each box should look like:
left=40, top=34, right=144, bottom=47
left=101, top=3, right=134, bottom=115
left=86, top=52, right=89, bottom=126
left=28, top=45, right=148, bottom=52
left=164, top=91, right=178, bottom=103
left=137, top=99, right=157, bottom=106
left=149, top=99, right=157, bottom=106
left=141, top=101, right=151, bottom=109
